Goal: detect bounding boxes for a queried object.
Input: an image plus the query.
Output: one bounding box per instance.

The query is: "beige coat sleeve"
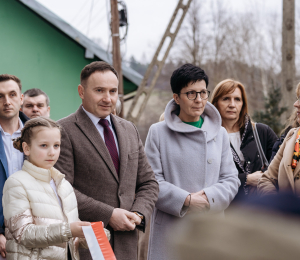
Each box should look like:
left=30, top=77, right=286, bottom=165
left=257, top=130, right=293, bottom=196
left=3, top=176, right=72, bottom=248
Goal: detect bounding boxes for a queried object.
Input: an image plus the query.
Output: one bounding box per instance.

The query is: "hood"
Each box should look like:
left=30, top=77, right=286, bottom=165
left=164, top=99, right=222, bottom=141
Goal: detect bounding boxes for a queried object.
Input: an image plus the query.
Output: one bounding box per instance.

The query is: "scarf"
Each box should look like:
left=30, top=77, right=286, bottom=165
left=230, top=114, right=251, bottom=195
left=292, top=129, right=300, bottom=171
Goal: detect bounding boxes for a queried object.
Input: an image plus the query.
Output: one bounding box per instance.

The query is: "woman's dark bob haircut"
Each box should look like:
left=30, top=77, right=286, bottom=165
left=170, top=64, right=209, bottom=94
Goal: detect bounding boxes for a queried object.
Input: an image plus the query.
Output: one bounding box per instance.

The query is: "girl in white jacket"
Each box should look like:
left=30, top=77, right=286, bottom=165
left=3, top=117, right=91, bottom=260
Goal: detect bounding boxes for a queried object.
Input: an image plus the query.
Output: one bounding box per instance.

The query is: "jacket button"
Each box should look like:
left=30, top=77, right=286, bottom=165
left=208, top=159, right=212, bottom=164
left=248, top=161, right=251, bottom=164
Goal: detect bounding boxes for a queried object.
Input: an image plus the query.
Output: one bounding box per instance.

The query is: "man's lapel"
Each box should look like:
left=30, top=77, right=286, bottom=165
left=75, top=106, right=119, bottom=182
left=111, top=115, right=128, bottom=183
left=0, top=135, right=8, bottom=179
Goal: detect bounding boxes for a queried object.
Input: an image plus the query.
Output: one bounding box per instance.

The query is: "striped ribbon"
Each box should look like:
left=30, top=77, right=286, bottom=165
left=292, top=129, right=300, bottom=171
left=82, top=222, right=116, bottom=260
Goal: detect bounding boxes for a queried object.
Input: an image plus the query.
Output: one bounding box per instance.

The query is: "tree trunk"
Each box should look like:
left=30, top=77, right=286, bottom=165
left=282, top=0, right=295, bottom=116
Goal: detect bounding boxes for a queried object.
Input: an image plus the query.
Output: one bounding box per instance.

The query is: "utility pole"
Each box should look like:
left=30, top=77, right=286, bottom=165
left=126, top=0, right=193, bottom=124
left=110, top=0, right=124, bottom=117
left=282, top=0, right=295, bottom=116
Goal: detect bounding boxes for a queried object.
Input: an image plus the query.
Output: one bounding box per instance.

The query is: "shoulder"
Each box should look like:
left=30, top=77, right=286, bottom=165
left=112, top=116, right=139, bottom=138
left=148, top=121, right=168, bottom=138
left=256, top=123, right=275, bottom=133
left=217, top=126, right=229, bottom=140
left=150, top=121, right=167, bottom=131
left=3, top=170, right=33, bottom=192
left=58, top=112, right=77, bottom=128
left=256, top=123, right=270, bottom=131
left=256, top=123, right=277, bottom=138
left=219, top=126, right=228, bottom=135
left=216, top=126, right=231, bottom=146
left=113, top=115, right=135, bottom=129
left=285, top=127, right=298, bottom=140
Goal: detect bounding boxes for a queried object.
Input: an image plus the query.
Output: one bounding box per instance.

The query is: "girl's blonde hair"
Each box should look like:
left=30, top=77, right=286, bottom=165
left=210, top=79, right=249, bottom=129
left=13, top=117, right=61, bottom=152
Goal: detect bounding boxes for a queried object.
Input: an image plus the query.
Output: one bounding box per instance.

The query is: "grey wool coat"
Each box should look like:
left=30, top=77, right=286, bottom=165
left=145, top=99, right=240, bottom=260
left=55, top=106, right=159, bottom=260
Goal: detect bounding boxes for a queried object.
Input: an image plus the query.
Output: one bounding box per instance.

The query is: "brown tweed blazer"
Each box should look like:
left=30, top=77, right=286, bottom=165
left=55, top=106, right=159, bottom=260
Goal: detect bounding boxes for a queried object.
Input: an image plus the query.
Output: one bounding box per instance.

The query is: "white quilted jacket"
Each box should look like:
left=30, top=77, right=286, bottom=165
left=2, top=160, right=85, bottom=260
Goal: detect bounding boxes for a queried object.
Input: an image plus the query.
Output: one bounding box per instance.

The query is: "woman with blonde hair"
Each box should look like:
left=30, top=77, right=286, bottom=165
left=258, top=82, right=300, bottom=195
left=211, top=79, right=277, bottom=199
left=270, top=108, right=300, bottom=162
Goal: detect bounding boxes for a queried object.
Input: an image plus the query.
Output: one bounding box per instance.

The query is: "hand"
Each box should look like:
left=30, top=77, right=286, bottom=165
left=185, top=190, right=209, bottom=212
left=108, top=208, right=140, bottom=231
left=70, top=221, right=91, bottom=238
left=246, top=171, right=263, bottom=187
left=200, top=190, right=209, bottom=203
left=128, top=212, right=142, bottom=226
left=0, top=234, right=6, bottom=258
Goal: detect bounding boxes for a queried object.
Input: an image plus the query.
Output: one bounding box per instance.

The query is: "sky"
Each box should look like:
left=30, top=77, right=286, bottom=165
left=36, top=0, right=282, bottom=63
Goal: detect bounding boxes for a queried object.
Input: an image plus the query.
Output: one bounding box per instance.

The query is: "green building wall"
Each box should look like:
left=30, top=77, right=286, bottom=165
left=0, top=0, right=137, bottom=120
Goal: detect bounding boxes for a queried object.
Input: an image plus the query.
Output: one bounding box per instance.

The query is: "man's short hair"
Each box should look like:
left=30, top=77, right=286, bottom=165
left=0, top=74, right=22, bottom=91
left=170, top=64, right=209, bottom=94
left=80, top=61, right=118, bottom=86
left=23, top=88, right=50, bottom=106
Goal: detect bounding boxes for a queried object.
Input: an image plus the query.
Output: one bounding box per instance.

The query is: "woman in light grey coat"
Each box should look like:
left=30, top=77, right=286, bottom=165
left=145, top=64, right=240, bottom=260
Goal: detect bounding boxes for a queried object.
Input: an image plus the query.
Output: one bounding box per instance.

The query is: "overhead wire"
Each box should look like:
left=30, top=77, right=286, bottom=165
left=73, top=7, right=92, bottom=30
left=73, top=0, right=102, bottom=31
left=71, top=0, right=92, bottom=24
left=87, top=0, right=95, bottom=36
left=90, top=7, right=107, bottom=29
left=106, top=0, right=112, bottom=61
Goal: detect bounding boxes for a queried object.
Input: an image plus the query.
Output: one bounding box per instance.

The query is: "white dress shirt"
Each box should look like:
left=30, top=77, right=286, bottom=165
left=0, top=118, right=24, bottom=177
left=82, top=106, right=119, bottom=155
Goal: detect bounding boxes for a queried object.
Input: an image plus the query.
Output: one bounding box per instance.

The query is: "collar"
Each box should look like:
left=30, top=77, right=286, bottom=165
left=22, top=160, right=65, bottom=185
left=82, top=106, right=112, bottom=127
left=0, top=118, right=23, bottom=135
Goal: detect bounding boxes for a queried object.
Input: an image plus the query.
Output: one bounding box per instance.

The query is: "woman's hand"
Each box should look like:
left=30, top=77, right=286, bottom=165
left=0, top=234, right=6, bottom=258
left=70, top=221, right=91, bottom=238
left=185, top=190, right=210, bottom=212
left=246, top=171, right=263, bottom=187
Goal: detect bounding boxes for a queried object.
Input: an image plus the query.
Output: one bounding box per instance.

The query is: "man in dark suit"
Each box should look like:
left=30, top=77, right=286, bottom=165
left=55, top=61, right=159, bottom=260
left=0, top=74, right=29, bottom=258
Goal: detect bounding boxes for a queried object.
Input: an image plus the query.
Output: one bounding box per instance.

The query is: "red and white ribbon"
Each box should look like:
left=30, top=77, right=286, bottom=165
left=82, top=222, right=116, bottom=260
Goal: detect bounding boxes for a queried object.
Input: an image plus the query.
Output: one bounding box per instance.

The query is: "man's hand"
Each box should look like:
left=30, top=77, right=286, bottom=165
left=0, top=234, right=6, bottom=258
left=109, top=208, right=141, bottom=231
left=246, top=171, right=263, bottom=187
left=70, top=221, right=91, bottom=238
left=128, top=212, right=142, bottom=226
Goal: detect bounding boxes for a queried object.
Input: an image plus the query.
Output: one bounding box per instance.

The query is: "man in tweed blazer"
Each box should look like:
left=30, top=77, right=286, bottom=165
left=55, top=61, right=159, bottom=260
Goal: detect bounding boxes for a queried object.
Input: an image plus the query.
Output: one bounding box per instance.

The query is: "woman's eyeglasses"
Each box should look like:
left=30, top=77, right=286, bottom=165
left=179, top=90, right=210, bottom=101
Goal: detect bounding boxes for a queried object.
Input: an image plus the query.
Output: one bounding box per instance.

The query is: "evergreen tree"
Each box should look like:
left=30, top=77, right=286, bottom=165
left=253, top=83, right=288, bottom=136
left=129, top=56, right=148, bottom=76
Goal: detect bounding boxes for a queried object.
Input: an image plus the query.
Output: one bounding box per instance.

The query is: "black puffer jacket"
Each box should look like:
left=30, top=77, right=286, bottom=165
left=233, top=118, right=277, bottom=199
